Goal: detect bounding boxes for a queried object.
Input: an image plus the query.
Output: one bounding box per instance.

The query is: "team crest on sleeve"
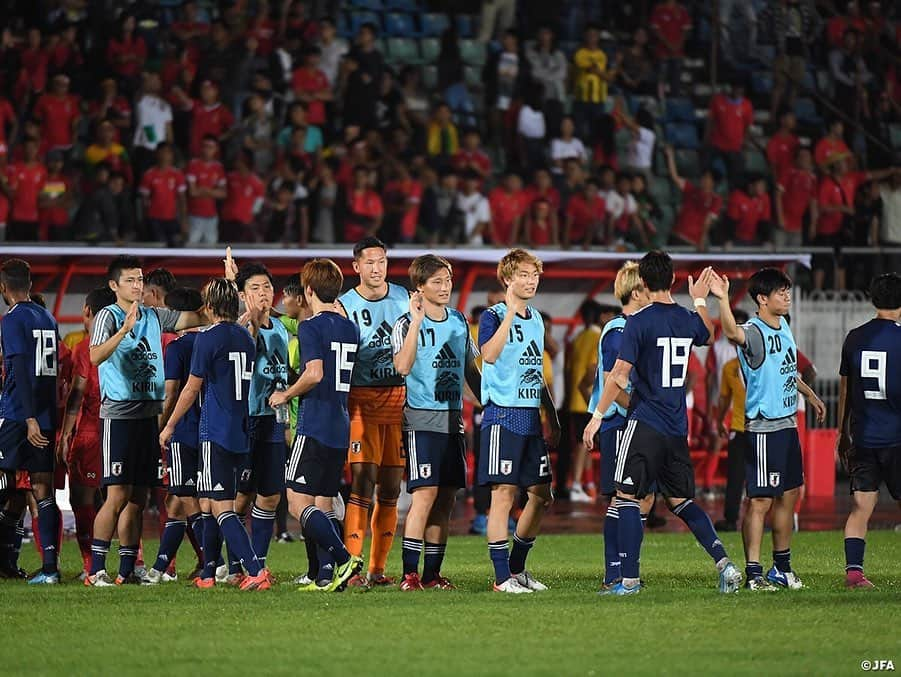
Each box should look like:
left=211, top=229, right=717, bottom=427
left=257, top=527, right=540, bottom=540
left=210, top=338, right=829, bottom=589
left=111, top=462, right=123, bottom=477
left=769, top=472, right=781, bottom=488
left=500, top=460, right=513, bottom=476
left=351, top=441, right=362, bottom=455
left=419, top=464, right=432, bottom=479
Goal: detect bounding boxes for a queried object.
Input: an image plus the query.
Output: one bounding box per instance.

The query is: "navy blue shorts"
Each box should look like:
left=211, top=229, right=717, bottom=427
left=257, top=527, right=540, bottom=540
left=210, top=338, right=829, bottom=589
left=849, top=444, right=901, bottom=500
left=285, top=434, right=345, bottom=497
left=102, top=417, right=162, bottom=487
left=0, top=419, right=54, bottom=474
left=615, top=419, right=694, bottom=499
left=477, top=424, right=552, bottom=488
left=599, top=426, right=624, bottom=497
left=238, top=416, right=287, bottom=497
left=745, top=428, right=804, bottom=497
left=198, top=441, right=245, bottom=501
left=404, top=430, right=467, bottom=491
left=166, top=441, right=198, bottom=497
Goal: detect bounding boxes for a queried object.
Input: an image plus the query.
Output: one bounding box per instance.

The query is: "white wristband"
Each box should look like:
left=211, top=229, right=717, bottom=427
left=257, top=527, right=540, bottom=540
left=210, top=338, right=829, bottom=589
left=693, top=297, right=707, bottom=308
left=592, top=409, right=604, bottom=421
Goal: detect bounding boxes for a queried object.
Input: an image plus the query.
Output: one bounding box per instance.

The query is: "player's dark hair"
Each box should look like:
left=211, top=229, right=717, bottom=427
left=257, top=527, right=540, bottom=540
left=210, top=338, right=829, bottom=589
left=638, top=251, right=673, bottom=292
left=869, top=273, right=901, bottom=310
left=0, top=258, right=31, bottom=292
left=302, top=258, right=344, bottom=304
left=30, top=292, right=46, bottom=308
left=164, top=287, right=204, bottom=312
left=353, top=237, right=387, bottom=260
left=471, top=305, right=487, bottom=322
left=409, top=254, right=452, bottom=288
left=235, top=261, right=273, bottom=291
left=107, top=255, right=142, bottom=282
left=85, top=287, right=116, bottom=315
left=203, top=278, right=240, bottom=322
left=733, top=308, right=750, bottom=324
left=579, top=299, right=604, bottom=325
left=748, top=268, right=792, bottom=306
left=282, top=273, right=302, bottom=298
left=145, top=268, right=177, bottom=293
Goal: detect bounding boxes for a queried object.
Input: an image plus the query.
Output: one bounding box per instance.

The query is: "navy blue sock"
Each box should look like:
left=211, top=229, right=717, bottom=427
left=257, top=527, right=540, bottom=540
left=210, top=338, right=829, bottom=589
left=0, top=510, right=18, bottom=569
left=746, top=561, right=763, bottom=580
left=422, top=541, right=446, bottom=583
left=90, top=538, right=110, bottom=575
left=316, top=512, right=339, bottom=582
left=154, top=519, right=186, bottom=572
left=13, top=520, right=24, bottom=568
left=305, top=535, right=319, bottom=579
left=188, top=512, right=203, bottom=558
left=672, top=500, right=728, bottom=564
left=37, top=498, right=60, bottom=573
left=251, top=504, right=276, bottom=566
left=603, top=505, right=621, bottom=585
left=617, top=499, right=643, bottom=581
left=217, top=511, right=262, bottom=577
left=226, top=513, right=246, bottom=575
left=118, top=544, right=139, bottom=578
left=773, top=548, right=792, bottom=573
left=844, top=537, right=865, bottom=572
left=402, top=537, right=423, bottom=576
left=489, top=540, right=510, bottom=584
left=201, top=513, right=222, bottom=580
left=508, top=532, right=535, bottom=575
left=300, top=506, right=349, bottom=566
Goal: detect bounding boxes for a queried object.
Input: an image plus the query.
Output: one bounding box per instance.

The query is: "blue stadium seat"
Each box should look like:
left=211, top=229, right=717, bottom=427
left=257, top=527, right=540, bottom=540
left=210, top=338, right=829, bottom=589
left=665, top=97, right=696, bottom=123
left=349, top=0, right=384, bottom=10
left=464, top=65, right=482, bottom=89
left=386, top=37, right=421, bottom=64
left=350, top=11, right=382, bottom=36
left=794, top=97, right=822, bottom=125
left=384, top=11, right=418, bottom=37
left=889, top=123, right=901, bottom=149
left=420, top=37, right=441, bottom=63
left=459, top=39, right=485, bottom=67
left=337, top=12, right=354, bottom=38
left=421, top=13, right=450, bottom=37
left=675, top=149, right=701, bottom=179
left=384, top=0, right=417, bottom=10
left=744, top=149, right=770, bottom=176
left=422, top=65, right=438, bottom=90
left=456, top=14, right=475, bottom=38
left=751, top=70, right=773, bottom=95
left=665, top=122, right=700, bottom=150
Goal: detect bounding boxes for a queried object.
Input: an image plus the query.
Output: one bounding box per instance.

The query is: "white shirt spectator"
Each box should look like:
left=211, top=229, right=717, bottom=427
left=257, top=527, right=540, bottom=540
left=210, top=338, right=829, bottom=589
left=457, top=191, right=491, bottom=245
left=133, top=95, right=173, bottom=150
left=517, top=105, right=546, bottom=139
left=318, top=38, right=349, bottom=87
left=625, top=126, right=656, bottom=172
left=880, top=184, right=901, bottom=244
left=550, top=137, right=588, bottom=173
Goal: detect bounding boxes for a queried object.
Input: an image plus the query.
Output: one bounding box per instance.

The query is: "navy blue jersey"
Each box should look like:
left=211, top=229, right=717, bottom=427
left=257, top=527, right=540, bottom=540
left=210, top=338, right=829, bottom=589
left=164, top=332, right=200, bottom=446
left=191, top=323, right=255, bottom=453
left=618, top=302, right=709, bottom=437
left=839, top=318, right=901, bottom=448
left=296, top=312, right=360, bottom=449
left=0, top=301, right=59, bottom=429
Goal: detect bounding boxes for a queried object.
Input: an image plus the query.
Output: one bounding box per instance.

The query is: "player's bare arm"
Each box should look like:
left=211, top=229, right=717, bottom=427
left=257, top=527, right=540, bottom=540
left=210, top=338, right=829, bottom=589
left=270, top=359, right=322, bottom=407
left=57, top=374, right=88, bottom=461
left=90, top=301, right=137, bottom=366
left=481, top=286, right=524, bottom=364
left=835, top=374, right=852, bottom=469
left=159, top=374, right=203, bottom=447
left=582, top=358, right=633, bottom=449
left=541, top=384, right=561, bottom=447
left=709, top=273, right=746, bottom=347
left=796, top=376, right=826, bottom=423
left=688, top=267, right=716, bottom=344
left=393, top=292, right=424, bottom=376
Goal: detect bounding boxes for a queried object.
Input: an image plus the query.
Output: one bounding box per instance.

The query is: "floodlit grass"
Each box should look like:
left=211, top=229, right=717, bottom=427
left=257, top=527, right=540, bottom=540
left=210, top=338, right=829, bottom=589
left=2, top=531, right=900, bottom=676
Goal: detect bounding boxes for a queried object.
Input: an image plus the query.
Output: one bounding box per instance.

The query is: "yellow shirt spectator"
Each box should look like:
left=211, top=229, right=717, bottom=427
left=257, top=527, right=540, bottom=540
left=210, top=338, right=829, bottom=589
left=720, top=357, right=745, bottom=432
left=566, top=325, right=601, bottom=413
left=573, top=48, right=608, bottom=103
left=63, top=329, right=88, bottom=349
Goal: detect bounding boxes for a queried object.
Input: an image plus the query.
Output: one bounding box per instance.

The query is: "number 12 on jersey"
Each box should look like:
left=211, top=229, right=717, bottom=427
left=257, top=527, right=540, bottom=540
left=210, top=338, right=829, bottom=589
left=32, top=329, right=57, bottom=376
left=331, top=342, right=357, bottom=392
left=657, top=337, right=692, bottom=388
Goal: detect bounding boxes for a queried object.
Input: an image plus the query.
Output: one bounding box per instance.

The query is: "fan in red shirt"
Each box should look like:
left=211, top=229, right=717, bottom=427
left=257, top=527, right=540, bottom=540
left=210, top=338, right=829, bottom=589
left=765, top=111, right=800, bottom=182
left=186, top=135, right=227, bottom=245
left=139, top=143, right=187, bottom=247
left=775, top=147, right=817, bottom=247
left=88, top=77, right=133, bottom=142
left=106, top=15, right=147, bottom=80
left=526, top=197, right=559, bottom=247
left=15, top=28, right=49, bottom=100
left=344, top=164, right=384, bottom=242
left=38, top=151, right=74, bottom=241
left=247, top=10, right=278, bottom=57
left=488, top=173, right=528, bottom=246
left=814, top=120, right=852, bottom=169
left=6, top=138, right=47, bottom=241
left=725, top=175, right=772, bottom=246
left=826, top=2, right=867, bottom=47
left=221, top=150, right=266, bottom=243
left=524, top=167, right=561, bottom=211
left=563, top=179, right=606, bottom=248
left=170, top=1, right=211, bottom=48
left=58, top=287, right=115, bottom=577
left=665, top=147, right=723, bottom=249
left=0, top=146, right=9, bottom=234
left=51, top=23, right=84, bottom=75
left=0, top=96, right=17, bottom=145
left=451, top=129, right=492, bottom=185
left=174, top=80, right=236, bottom=158
left=650, top=0, right=692, bottom=58
left=705, top=81, right=753, bottom=182
left=291, top=48, right=332, bottom=128
left=383, top=163, right=422, bottom=244
left=32, top=74, right=81, bottom=151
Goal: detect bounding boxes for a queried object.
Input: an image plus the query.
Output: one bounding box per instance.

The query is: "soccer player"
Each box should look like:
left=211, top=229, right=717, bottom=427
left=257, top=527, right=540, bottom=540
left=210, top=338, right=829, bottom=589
left=143, top=287, right=207, bottom=584
left=582, top=261, right=653, bottom=592
left=85, top=255, right=204, bottom=587
left=337, top=237, right=409, bottom=586
left=584, top=252, right=742, bottom=595
left=0, top=258, right=62, bottom=584
left=711, top=268, right=826, bottom=590
left=837, top=273, right=901, bottom=588
left=160, top=278, right=271, bottom=591
left=57, top=286, right=116, bottom=578
left=392, top=255, right=481, bottom=590
left=270, top=258, right=363, bottom=592
left=225, top=257, right=290, bottom=571
left=478, top=249, right=561, bottom=594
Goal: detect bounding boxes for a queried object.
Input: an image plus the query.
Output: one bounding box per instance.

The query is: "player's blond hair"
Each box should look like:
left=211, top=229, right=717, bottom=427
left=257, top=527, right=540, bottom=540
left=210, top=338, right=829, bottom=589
left=614, top=261, right=643, bottom=306
left=496, top=249, right=543, bottom=288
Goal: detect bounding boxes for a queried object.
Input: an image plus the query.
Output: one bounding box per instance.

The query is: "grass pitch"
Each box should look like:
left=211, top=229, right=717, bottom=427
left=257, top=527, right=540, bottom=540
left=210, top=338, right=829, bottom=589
left=2, top=530, right=899, bottom=676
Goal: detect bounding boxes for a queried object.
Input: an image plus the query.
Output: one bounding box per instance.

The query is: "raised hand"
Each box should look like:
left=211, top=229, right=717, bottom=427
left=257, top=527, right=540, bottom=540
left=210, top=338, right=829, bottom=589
left=708, top=271, right=730, bottom=300
left=224, top=246, right=238, bottom=281
left=409, top=291, right=425, bottom=322
left=505, top=283, right=526, bottom=316
left=687, top=266, right=713, bottom=300
left=122, top=301, right=139, bottom=333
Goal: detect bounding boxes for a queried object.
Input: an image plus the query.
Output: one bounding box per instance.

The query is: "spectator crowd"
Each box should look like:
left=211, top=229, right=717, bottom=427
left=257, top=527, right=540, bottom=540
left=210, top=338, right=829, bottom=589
left=0, top=0, right=899, bottom=289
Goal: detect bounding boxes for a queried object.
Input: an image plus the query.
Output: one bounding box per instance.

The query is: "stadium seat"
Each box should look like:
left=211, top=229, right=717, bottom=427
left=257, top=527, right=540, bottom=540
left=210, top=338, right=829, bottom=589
left=464, top=65, right=482, bottom=89
left=664, top=97, right=696, bottom=123
left=350, top=11, right=382, bottom=36
left=890, top=123, right=901, bottom=149
left=456, top=14, right=475, bottom=38
left=387, top=37, right=421, bottom=64
left=385, top=0, right=417, bottom=10
left=649, top=177, right=674, bottom=207
left=665, top=122, right=700, bottom=150
left=384, top=11, right=418, bottom=37
left=459, top=39, right=485, bottom=67
left=743, top=149, right=770, bottom=176
left=421, top=12, right=450, bottom=37
left=751, top=70, right=773, bottom=95
left=420, top=37, right=441, bottom=63
left=337, top=12, right=353, bottom=38
left=675, top=149, right=701, bottom=179
left=422, top=65, right=438, bottom=90
left=794, top=97, right=822, bottom=126
left=349, top=0, right=384, bottom=10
